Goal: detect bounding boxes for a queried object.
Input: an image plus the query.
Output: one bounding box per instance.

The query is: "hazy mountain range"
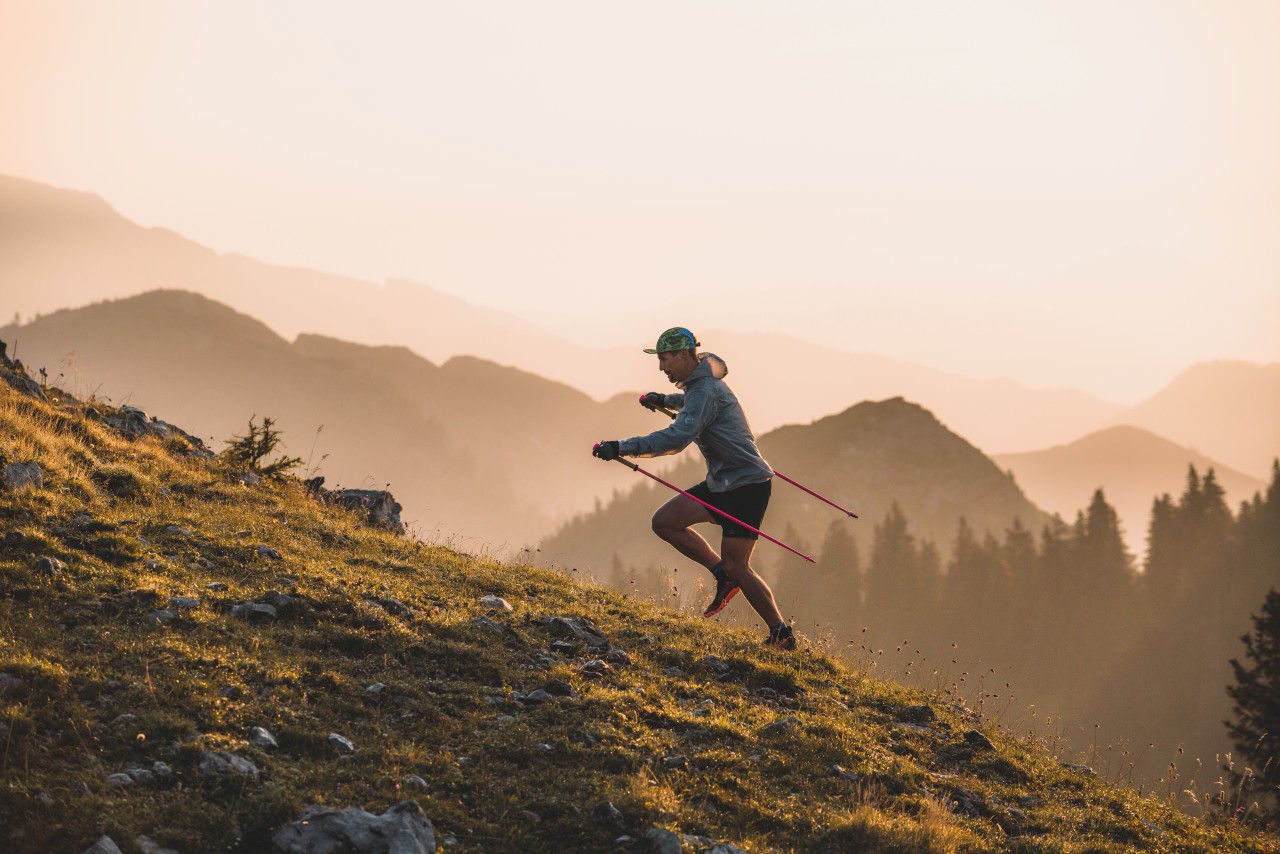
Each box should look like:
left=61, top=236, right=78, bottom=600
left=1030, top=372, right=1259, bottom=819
left=6, top=171, right=1277, bottom=472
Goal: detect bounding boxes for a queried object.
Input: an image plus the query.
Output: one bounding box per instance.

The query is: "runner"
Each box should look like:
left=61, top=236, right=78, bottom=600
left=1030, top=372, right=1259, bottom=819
left=592, top=327, right=796, bottom=650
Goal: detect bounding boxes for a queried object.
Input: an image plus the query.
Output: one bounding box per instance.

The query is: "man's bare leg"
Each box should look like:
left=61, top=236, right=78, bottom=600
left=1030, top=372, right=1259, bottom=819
left=652, top=494, right=720, bottom=569
left=720, top=535, right=784, bottom=628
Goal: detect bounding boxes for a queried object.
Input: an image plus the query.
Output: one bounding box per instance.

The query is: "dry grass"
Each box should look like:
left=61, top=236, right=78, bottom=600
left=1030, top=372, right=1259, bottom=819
left=0, top=382, right=1276, bottom=853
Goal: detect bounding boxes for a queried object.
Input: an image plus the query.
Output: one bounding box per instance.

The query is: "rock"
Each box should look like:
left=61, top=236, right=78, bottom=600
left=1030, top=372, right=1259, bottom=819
left=590, top=800, right=624, bottom=824
left=898, top=704, right=937, bottom=724
left=329, top=733, right=356, bottom=755
left=663, top=755, right=688, bottom=768
left=151, top=761, right=172, bottom=777
left=82, top=836, right=123, bottom=854
left=71, top=514, right=94, bottom=527
left=759, top=716, right=802, bottom=737
left=643, top=827, right=683, bottom=854
left=249, top=727, right=278, bottom=749
left=403, top=775, right=428, bottom=789
left=134, top=835, right=179, bottom=854
left=331, top=489, right=406, bottom=535
left=273, top=800, right=435, bottom=854
left=263, top=590, right=296, bottom=611
left=963, top=729, right=995, bottom=751
left=947, top=786, right=987, bottom=817
left=542, top=679, right=577, bottom=698
left=124, top=764, right=154, bottom=784
left=0, top=673, right=23, bottom=695
left=106, top=773, right=134, bottom=787
left=2, top=461, right=44, bottom=491
left=147, top=610, right=177, bottom=625
left=1064, top=762, right=1096, bottom=775
left=112, top=714, right=137, bottom=726
left=35, top=555, right=63, bottom=575
left=0, top=363, right=47, bottom=402
left=581, top=659, right=612, bottom=678
left=480, top=595, right=512, bottom=611
left=236, top=471, right=262, bottom=487
left=257, top=545, right=283, bottom=560
left=831, top=765, right=860, bottom=783
left=231, top=602, right=277, bottom=621
left=198, top=751, right=259, bottom=779
left=540, top=616, right=609, bottom=649
left=205, top=582, right=227, bottom=592
left=163, top=525, right=194, bottom=537
left=365, top=682, right=386, bottom=694
left=605, top=649, right=632, bottom=666
left=519, top=689, right=552, bottom=705
left=36, top=791, right=55, bottom=807
left=371, top=596, right=413, bottom=617
left=169, top=596, right=201, bottom=610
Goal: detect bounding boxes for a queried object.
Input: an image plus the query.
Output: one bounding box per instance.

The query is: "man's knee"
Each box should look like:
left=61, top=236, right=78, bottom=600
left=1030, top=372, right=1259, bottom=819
left=651, top=513, right=679, bottom=540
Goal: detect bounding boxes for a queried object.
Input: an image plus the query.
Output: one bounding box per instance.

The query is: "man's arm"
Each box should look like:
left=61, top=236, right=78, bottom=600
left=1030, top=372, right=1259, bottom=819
left=619, top=387, right=716, bottom=457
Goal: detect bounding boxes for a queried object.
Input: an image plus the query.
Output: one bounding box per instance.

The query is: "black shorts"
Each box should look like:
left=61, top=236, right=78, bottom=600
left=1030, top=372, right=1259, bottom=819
left=687, top=479, right=772, bottom=540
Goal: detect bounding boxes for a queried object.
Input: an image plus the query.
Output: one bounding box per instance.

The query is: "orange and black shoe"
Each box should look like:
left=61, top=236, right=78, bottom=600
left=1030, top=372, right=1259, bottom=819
left=702, top=576, right=740, bottom=618
left=765, top=623, right=797, bottom=650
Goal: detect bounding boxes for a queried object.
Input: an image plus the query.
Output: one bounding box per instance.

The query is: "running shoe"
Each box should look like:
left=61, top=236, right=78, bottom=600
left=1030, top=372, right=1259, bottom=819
left=765, top=623, right=797, bottom=650
left=702, top=576, right=740, bottom=618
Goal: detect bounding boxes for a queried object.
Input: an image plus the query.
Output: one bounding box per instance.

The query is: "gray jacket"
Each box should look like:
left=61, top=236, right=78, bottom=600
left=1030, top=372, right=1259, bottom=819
left=618, top=353, right=773, bottom=492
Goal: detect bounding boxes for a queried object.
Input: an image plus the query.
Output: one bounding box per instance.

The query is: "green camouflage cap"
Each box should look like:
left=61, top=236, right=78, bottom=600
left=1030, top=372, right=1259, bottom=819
left=643, top=327, right=700, bottom=354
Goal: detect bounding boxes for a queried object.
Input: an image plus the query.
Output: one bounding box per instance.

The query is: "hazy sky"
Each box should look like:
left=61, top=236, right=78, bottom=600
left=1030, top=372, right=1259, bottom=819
left=2, top=1, right=1277, bottom=402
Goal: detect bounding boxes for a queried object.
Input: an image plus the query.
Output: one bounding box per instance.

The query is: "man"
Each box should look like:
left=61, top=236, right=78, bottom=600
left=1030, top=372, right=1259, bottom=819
left=592, top=327, right=796, bottom=650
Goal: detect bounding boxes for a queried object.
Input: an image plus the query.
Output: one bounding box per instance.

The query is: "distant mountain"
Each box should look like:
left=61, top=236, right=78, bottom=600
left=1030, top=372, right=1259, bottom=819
left=0, top=172, right=565, bottom=368
left=1, top=172, right=1128, bottom=453
left=1109, top=361, right=1280, bottom=480
left=544, top=397, right=1053, bottom=590
left=0, top=290, right=639, bottom=548
left=994, top=425, right=1266, bottom=557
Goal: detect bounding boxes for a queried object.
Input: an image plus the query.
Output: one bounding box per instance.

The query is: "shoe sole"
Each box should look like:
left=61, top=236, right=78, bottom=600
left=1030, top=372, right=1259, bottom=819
left=770, top=637, right=797, bottom=651
left=702, top=586, right=739, bottom=618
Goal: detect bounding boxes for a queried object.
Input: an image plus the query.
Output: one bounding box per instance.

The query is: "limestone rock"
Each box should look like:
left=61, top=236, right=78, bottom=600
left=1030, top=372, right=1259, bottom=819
left=272, top=800, right=436, bottom=854
left=249, top=727, right=278, bottom=749
left=81, top=835, right=122, bottom=854
left=198, top=750, right=259, bottom=779
left=3, top=461, right=43, bottom=491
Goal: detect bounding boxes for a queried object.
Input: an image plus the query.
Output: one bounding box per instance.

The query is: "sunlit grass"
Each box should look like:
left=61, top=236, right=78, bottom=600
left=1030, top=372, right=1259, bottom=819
left=0, top=380, right=1275, bottom=852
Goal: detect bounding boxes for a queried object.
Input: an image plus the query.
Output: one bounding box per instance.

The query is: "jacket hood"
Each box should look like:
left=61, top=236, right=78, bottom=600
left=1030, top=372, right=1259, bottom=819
left=678, top=352, right=727, bottom=388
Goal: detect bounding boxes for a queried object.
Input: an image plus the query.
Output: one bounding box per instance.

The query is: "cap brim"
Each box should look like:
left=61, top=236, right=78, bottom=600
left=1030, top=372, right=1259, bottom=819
left=642, top=348, right=659, bottom=354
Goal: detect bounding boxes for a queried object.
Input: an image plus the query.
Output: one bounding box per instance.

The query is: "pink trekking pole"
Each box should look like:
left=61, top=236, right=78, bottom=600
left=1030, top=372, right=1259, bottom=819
left=604, top=453, right=814, bottom=563
left=643, top=402, right=858, bottom=519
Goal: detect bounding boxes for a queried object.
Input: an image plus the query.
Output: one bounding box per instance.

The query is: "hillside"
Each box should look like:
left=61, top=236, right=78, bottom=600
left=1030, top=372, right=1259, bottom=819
left=994, top=425, right=1266, bottom=557
left=545, top=398, right=1052, bottom=596
left=1111, top=361, right=1280, bottom=480
left=0, top=290, right=640, bottom=550
left=2, top=347, right=1274, bottom=852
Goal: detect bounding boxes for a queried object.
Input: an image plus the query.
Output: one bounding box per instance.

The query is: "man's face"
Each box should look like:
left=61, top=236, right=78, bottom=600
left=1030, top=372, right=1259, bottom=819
left=657, top=349, right=698, bottom=384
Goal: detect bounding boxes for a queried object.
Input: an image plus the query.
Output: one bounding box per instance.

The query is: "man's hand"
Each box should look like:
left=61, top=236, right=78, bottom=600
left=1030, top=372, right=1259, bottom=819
left=592, top=441, right=620, bottom=461
left=639, top=392, right=665, bottom=410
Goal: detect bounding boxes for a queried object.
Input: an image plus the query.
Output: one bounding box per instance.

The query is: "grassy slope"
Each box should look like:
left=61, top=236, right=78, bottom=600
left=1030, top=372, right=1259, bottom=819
left=0, top=380, right=1275, bottom=854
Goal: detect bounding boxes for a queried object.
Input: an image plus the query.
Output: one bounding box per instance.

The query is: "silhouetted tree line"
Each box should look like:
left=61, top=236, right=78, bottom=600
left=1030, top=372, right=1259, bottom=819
left=781, top=461, right=1280, bottom=806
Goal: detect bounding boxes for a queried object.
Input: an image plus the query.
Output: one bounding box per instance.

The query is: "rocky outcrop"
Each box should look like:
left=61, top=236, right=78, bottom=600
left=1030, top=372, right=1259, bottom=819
left=272, top=800, right=436, bottom=854
left=305, top=477, right=405, bottom=536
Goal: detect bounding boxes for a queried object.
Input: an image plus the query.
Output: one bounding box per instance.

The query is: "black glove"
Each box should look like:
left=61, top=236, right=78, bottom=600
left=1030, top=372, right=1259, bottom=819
left=592, top=440, right=620, bottom=461
left=639, top=392, right=665, bottom=410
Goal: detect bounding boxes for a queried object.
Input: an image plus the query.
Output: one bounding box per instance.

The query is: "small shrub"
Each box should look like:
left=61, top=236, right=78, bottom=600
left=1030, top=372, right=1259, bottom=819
left=220, top=416, right=302, bottom=479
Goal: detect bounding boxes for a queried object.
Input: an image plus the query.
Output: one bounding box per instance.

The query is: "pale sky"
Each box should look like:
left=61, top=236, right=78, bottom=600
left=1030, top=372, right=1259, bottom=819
left=2, top=1, right=1277, bottom=402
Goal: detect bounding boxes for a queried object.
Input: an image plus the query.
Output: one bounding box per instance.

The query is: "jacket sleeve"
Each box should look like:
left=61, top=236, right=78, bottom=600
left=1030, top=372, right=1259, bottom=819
left=663, top=392, right=686, bottom=410
left=620, top=386, right=717, bottom=457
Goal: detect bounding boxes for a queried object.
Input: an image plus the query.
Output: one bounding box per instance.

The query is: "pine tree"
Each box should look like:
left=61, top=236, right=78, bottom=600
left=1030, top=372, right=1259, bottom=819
left=1225, top=588, right=1280, bottom=816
